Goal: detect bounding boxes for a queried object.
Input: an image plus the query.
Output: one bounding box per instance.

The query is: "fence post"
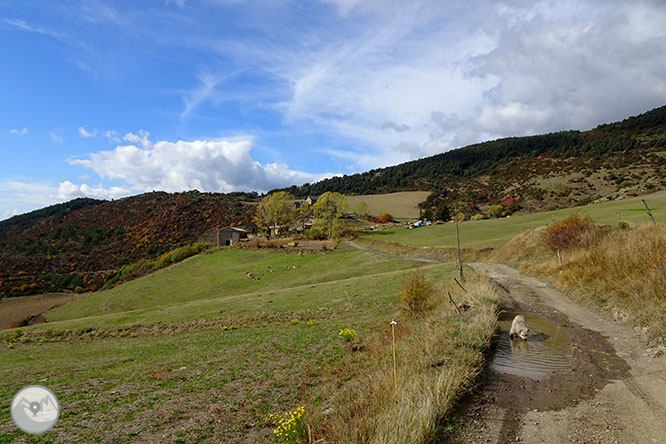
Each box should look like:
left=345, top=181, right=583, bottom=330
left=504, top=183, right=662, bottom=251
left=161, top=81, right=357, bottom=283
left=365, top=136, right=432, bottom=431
left=454, top=203, right=462, bottom=279
left=642, top=199, right=656, bottom=225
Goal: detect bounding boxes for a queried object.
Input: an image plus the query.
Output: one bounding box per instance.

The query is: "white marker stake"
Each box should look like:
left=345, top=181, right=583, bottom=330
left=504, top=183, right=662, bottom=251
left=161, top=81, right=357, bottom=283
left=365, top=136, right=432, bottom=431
left=390, top=320, right=397, bottom=393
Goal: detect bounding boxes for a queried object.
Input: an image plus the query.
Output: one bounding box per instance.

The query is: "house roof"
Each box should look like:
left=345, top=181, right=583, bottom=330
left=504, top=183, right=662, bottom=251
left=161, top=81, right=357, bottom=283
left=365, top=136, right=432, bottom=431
left=219, top=226, right=248, bottom=233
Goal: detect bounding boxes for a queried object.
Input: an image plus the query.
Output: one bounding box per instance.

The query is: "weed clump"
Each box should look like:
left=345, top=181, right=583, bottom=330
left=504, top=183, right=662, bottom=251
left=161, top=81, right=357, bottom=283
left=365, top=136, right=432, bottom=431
left=541, top=213, right=599, bottom=251
left=266, top=406, right=307, bottom=443
left=338, top=328, right=358, bottom=342
left=398, top=270, right=435, bottom=314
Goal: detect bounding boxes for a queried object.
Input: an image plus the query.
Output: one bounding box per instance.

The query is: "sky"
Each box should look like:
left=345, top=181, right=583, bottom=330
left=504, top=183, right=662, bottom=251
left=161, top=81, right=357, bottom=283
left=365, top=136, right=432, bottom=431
left=2, top=0, right=666, bottom=219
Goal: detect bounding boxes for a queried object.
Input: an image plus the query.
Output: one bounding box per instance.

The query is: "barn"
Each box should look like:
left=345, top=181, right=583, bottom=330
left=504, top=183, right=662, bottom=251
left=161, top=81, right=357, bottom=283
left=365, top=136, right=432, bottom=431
left=217, top=226, right=248, bottom=246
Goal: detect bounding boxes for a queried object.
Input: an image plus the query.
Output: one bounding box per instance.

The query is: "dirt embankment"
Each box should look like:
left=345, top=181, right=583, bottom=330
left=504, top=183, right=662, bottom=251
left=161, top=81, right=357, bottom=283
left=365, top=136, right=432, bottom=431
left=0, top=293, right=84, bottom=330
left=445, top=262, right=666, bottom=444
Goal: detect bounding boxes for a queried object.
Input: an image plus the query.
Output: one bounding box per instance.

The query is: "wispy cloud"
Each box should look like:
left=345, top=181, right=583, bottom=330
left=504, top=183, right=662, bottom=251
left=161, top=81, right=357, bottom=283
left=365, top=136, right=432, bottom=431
left=49, top=131, right=64, bottom=143
left=165, top=0, right=186, bottom=8
left=9, top=127, right=28, bottom=135
left=78, top=126, right=97, bottom=138
left=1, top=17, right=61, bottom=37
left=104, top=130, right=122, bottom=143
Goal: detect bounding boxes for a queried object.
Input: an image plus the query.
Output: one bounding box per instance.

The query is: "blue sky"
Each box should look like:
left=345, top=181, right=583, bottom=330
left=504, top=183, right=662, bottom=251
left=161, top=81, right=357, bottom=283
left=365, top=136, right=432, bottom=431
left=2, top=0, right=666, bottom=219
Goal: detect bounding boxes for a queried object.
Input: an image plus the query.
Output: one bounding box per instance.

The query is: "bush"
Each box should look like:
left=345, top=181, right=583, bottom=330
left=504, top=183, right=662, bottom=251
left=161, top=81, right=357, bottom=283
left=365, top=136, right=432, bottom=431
left=305, top=226, right=326, bottom=240
left=378, top=212, right=394, bottom=224
left=470, top=213, right=486, bottom=221
left=487, top=205, right=504, bottom=218
left=541, top=214, right=599, bottom=251
left=398, top=270, right=435, bottom=314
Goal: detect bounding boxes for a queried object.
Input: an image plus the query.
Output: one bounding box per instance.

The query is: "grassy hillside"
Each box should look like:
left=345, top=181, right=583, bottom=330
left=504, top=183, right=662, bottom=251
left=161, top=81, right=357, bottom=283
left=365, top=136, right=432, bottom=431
left=0, top=247, right=498, bottom=443
left=277, top=105, right=666, bottom=213
left=0, top=191, right=257, bottom=296
left=347, top=191, right=430, bottom=220
left=47, top=248, right=420, bottom=325
left=492, top=218, right=666, bottom=344
left=361, top=190, right=666, bottom=249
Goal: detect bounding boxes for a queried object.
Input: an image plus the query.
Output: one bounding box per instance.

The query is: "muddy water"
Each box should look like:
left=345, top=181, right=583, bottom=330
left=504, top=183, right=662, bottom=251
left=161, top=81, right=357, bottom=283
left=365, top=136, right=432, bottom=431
left=492, top=311, right=572, bottom=379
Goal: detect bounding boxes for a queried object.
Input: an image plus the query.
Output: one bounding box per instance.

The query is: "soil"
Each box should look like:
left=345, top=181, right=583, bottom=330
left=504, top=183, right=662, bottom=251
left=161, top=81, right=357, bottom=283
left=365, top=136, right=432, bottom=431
left=441, top=263, right=666, bottom=444
left=0, top=293, right=85, bottom=330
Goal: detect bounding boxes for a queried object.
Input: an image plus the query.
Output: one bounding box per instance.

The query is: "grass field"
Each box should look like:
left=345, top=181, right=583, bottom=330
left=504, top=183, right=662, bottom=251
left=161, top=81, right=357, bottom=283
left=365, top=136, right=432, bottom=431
left=347, top=191, right=430, bottom=220
left=361, top=190, right=666, bottom=248
left=0, top=247, right=495, bottom=443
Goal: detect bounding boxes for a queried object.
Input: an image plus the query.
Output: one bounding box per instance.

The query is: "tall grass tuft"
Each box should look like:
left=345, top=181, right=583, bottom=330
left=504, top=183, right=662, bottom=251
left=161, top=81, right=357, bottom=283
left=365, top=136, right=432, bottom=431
left=312, top=274, right=499, bottom=443
left=496, top=220, right=666, bottom=342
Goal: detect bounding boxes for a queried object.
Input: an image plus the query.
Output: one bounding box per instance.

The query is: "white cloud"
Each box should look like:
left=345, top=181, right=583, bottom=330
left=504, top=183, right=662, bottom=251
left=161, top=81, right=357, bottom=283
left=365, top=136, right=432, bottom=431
left=56, top=180, right=130, bottom=200
left=122, top=130, right=151, bottom=148
left=69, top=134, right=333, bottom=194
left=104, top=130, right=122, bottom=143
left=78, top=126, right=97, bottom=138
left=9, top=127, right=27, bottom=135
left=165, top=0, right=186, bottom=8
left=0, top=180, right=130, bottom=220
left=50, top=131, right=64, bottom=143
left=237, top=0, right=666, bottom=169
left=1, top=208, right=19, bottom=220
left=0, top=181, right=66, bottom=220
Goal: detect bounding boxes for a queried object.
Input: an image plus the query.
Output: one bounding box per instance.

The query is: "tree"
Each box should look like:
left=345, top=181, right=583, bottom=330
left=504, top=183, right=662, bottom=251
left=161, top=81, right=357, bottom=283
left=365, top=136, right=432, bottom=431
left=311, top=192, right=348, bottom=238
left=352, top=201, right=368, bottom=219
left=254, top=191, right=297, bottom=238
left=420, top=207, right=433, bottom=221
left=434, top=203, right=450, bottom=221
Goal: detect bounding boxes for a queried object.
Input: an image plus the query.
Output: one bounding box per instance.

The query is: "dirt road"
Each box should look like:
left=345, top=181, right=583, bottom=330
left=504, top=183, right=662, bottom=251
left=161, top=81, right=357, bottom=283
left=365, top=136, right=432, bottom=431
left=445, top=262, right=666, bottom=444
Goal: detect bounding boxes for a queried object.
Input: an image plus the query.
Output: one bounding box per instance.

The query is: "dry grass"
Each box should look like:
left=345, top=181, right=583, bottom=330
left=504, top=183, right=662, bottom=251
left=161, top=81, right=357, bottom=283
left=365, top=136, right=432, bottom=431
left=494, top=221, right=666, bottom=343
left=346, top=191, right=431, bottom=220
left=312, top=274, right=499, bottom=443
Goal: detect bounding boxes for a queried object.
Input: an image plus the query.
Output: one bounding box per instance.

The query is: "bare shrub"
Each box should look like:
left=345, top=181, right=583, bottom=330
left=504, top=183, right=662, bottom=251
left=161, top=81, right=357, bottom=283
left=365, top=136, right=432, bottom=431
left=398, top=270, right=435, bottom=314
left=541, top=213, right=600, bottom=251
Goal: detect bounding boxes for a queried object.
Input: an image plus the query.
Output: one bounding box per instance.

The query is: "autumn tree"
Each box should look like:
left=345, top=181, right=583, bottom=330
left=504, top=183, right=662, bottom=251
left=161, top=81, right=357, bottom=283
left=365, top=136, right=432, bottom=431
left=254, top=191, right=297, bottom=238
left=311, top=192, right=348, bottom=238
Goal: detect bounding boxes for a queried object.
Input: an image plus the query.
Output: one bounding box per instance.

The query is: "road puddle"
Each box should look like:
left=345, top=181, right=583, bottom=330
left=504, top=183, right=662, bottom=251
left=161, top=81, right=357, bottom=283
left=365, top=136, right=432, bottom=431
left=492, top=311, right=572, bottom=379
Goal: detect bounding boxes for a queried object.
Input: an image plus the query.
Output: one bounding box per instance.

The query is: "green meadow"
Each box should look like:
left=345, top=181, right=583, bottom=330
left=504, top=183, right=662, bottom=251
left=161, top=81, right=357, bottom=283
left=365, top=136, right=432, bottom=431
left=0, top=247, right=461, bottom=443
left=361, top=190, right=666, bottom=248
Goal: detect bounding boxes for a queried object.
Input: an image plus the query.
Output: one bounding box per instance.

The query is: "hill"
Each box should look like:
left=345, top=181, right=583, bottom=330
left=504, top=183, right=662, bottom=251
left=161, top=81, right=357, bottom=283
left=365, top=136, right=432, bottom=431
left=278, top=106, right=666, bottom=213
left=0, top=191, right=257, bottom=297
left=0, top=246, right=496, bottom=443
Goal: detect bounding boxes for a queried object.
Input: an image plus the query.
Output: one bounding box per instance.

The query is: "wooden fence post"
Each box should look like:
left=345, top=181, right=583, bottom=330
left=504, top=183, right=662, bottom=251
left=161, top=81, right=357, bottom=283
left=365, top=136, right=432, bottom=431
left=454, top=203, right=462, bottom=279
left=642, top=199, right=656, bottom=225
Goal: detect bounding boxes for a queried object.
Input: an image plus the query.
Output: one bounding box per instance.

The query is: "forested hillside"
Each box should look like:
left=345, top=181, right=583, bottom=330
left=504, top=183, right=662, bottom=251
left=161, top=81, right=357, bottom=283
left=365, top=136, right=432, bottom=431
left=278, top=106, right=666, bottom=210
left=0, top=191, right=256, bottom=296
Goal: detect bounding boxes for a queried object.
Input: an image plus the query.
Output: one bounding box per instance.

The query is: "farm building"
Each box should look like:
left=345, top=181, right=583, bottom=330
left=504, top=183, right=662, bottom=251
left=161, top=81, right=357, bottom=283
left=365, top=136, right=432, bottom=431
left=217, top=226, right=248, bottom=246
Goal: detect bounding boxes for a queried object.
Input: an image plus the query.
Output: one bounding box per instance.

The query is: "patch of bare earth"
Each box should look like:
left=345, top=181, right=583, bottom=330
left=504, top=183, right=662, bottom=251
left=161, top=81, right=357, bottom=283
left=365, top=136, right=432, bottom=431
left=0, top=293, right=85, bottom=329
left=442, top=263, right=666, bottom=444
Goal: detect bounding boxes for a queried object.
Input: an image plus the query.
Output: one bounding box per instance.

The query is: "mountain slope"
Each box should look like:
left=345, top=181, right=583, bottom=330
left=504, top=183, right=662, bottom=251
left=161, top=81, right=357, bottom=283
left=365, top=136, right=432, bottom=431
left=0, top=191, right=256, bottom=297
left=278, top=106, right=666, bottom=212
